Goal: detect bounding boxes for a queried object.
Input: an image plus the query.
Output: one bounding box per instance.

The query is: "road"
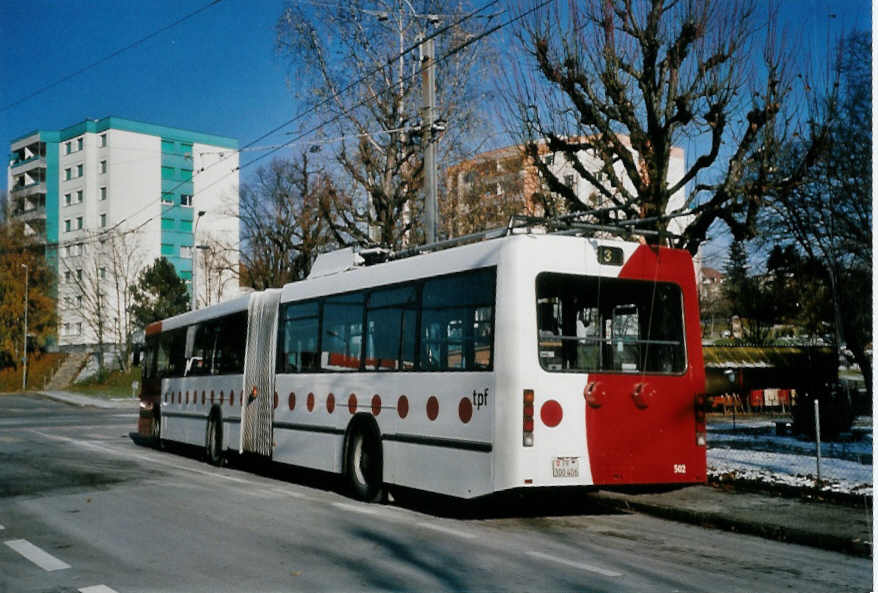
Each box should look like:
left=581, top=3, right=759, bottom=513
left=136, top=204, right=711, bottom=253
left=0, top=394, right=870, bottom=593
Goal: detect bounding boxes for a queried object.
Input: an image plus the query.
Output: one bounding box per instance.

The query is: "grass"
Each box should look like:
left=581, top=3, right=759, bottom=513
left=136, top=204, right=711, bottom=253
left=67, top=366, right=143, bottom=399
left=0, top=352, right=67, bottom=393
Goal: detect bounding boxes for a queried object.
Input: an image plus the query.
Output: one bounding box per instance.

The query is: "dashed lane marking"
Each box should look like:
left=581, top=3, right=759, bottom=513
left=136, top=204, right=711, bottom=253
left=79, top=586, right=121, bottom=593
left=332, top=502, right=379, bottom=515
left=4, top=539, right=71, bottom=571
left=526, top=550, right=623, bottom=578
left=415, top=521, right=477, bottom=540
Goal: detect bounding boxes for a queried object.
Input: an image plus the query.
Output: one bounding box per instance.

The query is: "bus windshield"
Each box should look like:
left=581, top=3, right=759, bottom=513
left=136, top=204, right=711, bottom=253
left=536, top=273, right=686, bottom=374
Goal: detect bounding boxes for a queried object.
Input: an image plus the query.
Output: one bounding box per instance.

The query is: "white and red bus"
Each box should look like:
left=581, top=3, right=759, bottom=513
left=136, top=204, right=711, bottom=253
left=137, top=230, right=707, bottom=500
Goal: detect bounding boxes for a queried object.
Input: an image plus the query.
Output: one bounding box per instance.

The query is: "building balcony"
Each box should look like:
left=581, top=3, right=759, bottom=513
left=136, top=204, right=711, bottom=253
left=9, top=155, right=47, bottom=173
left=10, top=180, right=46, bottom=195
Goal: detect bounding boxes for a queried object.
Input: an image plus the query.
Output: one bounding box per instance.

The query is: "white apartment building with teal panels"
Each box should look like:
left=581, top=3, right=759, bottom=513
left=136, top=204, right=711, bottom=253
left=7, top=116, right=240, bottom=349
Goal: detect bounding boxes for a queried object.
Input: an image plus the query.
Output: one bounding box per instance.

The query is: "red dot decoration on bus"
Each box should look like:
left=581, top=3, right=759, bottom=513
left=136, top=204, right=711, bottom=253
left=371, top=395, right=382, bottom=416
left=426, top=396, right=439, bottom=421
left=219, top=391, right=224, bottom=404
left=288, top=392, right=296, bottom=410
left=273, top=392, right=279, bottom=410
left=230, top=390, right=235, bottom=406
left=397, top=395, right=409, bottom=419
left=540, top=399, right=563, bottom=427
left=327, top=393, right=335, bottom=414
left=306, top=392, right=315, bottom=412
left=459, top=397, right=473, bottom=424
left=348, top=394, right=357, bottom=414
left=185, top=391, right=189, bottom=404
left=202, top=391, right=206, bottom=405
left=210, top=390, right=215, bottom=404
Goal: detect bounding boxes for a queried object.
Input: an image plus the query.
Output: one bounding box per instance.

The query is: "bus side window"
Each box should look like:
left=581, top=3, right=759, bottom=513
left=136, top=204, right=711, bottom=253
left=421, top=268, right=495, bottom=371
left=281, top=302, right=320, bottom=373
left=213, top=312, right=247, bottom=374
left=321, top=292, right=364, bottom=372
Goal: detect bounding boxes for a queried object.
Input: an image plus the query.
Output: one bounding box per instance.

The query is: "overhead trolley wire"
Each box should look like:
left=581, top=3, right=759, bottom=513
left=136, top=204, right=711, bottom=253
left=1, top=0, right=224, bottom=113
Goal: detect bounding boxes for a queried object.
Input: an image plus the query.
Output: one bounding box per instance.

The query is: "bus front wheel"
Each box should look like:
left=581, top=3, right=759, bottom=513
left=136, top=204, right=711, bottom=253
left=345, top=423, right=383, bottom=502
left=205, top=411, right=224, bottom=466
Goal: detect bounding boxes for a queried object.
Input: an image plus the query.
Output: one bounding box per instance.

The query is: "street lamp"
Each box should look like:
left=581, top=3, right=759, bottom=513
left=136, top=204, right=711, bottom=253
left=191, top=210, right=207, bottom=311
left=21, top=263, right=28, bottom=391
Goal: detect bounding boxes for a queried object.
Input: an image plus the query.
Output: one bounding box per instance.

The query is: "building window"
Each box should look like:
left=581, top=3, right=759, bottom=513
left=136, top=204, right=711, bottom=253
left=161, top=166, right=175, bottom=180
left=64, top=219, right=71, bottom=233
left=65, top=142, right=72, bottom=155
left=543, top=154, right=554, bottom=165
left=76, top=216, right=83, bottom=230
left=161, top=193, right=173, bottom=205
left=64, top=323, right=70, bottom=336
left=161, top=218, right=174, bottom=231
left=77, top=138, right=83, bottom=151
left=76, top=190, right=83, bottom=204
left=564, top=174, right=575, bottom=188
left=161, top=243, right=174, bottom=256
left=99, top=267, right=106, bottom=279
left=75, top=322, right=82, bottom=336
left=64, top=270, right=71, bottom=282
left=100, top=187, right=107, bottom=201
left=76, top=295, right=83, bottom=307
left=179, top=219, right=192, bottom=232
left=180, top=245, right=193, bottom=258
left=65, top=193, right=72, bottom=206
left=100, top=160, right=107, bottom=174
left=75, top=243, right=84, bottom=256
left=100, top=133, right=107, bottom=147
left=100, top=214, right=107, bottom=228
left=76, top=269, right=82, bottom=281
left=64, top=168, right=72, bottom=181
left=76, top=164, right=83, bottom=177
left=180, top=169, right=193, bottom=182
left=180, top=194, right=192, bottom=207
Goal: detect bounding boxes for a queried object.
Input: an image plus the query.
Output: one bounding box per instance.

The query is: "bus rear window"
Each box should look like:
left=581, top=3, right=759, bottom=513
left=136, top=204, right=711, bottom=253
left=536, top=273, right=685, bottom=374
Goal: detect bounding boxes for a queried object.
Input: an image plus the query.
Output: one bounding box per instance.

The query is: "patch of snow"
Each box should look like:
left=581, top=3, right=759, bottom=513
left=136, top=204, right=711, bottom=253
left=708, top=449, right=873, bottom=497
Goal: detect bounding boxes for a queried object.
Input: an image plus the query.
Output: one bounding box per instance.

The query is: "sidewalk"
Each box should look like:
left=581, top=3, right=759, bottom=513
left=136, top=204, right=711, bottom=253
left=33, top=390, right=875, bottom=558
left=38, top=390, right=140, bottom=410
left=591, top=484, right=872, bottom=557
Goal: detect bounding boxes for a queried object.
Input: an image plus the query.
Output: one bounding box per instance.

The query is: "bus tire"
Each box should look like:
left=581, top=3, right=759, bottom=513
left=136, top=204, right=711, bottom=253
left=205, top=408, right=224, bottom=467
left=152, top=407, right=163, bottom=448
left=345, top=418, right=383, bottom=502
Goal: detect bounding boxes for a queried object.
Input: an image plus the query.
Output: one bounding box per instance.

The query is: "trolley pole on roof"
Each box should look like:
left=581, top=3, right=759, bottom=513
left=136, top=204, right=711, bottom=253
left=421, top=34, right=438, bottom=244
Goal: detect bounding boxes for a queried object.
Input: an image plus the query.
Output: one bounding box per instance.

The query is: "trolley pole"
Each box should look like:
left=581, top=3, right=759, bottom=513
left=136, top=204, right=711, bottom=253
left=421, top=35, right=437, bottom=244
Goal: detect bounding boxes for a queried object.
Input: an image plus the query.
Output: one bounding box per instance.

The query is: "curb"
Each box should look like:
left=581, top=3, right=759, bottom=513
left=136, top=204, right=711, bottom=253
left=592, top=492, right=872, bottom=558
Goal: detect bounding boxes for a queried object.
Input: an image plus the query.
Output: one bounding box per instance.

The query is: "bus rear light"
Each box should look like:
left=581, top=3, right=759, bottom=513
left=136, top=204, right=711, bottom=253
left=523, top=389, right=535, bottom=447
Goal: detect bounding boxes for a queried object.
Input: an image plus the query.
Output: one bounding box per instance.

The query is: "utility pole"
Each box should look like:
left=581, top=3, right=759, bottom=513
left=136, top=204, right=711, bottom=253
left=420, top=34, right=437, bottom=244
left=191, top=210, right=206, bottom=311
left=21, top=263, right=28, bottom=391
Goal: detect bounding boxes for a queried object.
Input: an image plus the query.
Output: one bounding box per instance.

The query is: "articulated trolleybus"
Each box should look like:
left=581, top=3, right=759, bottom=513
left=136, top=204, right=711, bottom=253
left=138, top=223, right=707, bottom=500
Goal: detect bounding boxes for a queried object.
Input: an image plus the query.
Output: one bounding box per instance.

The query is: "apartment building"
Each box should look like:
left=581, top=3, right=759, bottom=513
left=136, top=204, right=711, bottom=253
left=444, top=137, right=689, bottom=237
left=7, top=116, right=240, bottom=349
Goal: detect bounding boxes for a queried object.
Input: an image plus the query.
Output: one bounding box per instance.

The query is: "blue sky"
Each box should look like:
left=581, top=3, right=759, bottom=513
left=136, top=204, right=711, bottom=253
left=1, top=0, right=871, bottom=250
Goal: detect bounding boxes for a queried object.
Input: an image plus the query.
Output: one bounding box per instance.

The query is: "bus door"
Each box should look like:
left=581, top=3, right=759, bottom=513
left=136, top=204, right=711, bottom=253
left=241, top=290, right=282, bottom=456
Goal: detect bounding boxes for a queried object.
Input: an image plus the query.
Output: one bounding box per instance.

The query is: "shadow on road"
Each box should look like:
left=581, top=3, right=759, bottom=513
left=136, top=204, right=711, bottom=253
left=130, top=433, right=626, bottom=520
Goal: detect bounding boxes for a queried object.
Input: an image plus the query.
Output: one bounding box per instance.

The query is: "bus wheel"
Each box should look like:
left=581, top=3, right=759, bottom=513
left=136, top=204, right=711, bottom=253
left=152, top=408, right=164, bottom=449
left=205, top=411, right=224, bottom=466
left=346, top=423, right=383, bottom=502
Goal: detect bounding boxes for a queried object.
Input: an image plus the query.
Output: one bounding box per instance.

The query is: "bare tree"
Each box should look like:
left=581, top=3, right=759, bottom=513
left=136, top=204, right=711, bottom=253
left=61, top=229, right=143, bottom=375
left=238, top=154, right=337, bottom=289
left=508, top=0, right=832, bottom=252
left=196, top=232, right=240, bottom=308
left=276, top=0, right=496, bottom=249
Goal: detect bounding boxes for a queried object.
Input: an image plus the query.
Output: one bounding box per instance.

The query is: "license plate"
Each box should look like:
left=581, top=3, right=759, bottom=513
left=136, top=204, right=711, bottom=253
left=552, top=456, right=579, bottom=478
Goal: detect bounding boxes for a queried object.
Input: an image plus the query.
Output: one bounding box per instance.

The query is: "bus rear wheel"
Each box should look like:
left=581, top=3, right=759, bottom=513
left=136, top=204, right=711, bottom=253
left=205, top=412, right=223, bottom=466
left=346, top=424, right=383, bottom=502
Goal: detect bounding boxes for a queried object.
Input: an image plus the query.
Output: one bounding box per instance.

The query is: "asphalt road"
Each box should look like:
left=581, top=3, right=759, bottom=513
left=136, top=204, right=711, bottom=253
left=0, top=394, right=871, bottom=593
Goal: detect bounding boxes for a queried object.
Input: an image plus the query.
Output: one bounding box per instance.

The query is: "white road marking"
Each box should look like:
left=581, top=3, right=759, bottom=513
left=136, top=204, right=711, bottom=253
left=79, top=586, right=121, bottom=593
left=4, top=539, right=71, bottom=571
left=415, top=522, right=477, bottom=540
left=526, top=550, right=622, bottom=578
left=332, top=502, right=379, bottom=515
